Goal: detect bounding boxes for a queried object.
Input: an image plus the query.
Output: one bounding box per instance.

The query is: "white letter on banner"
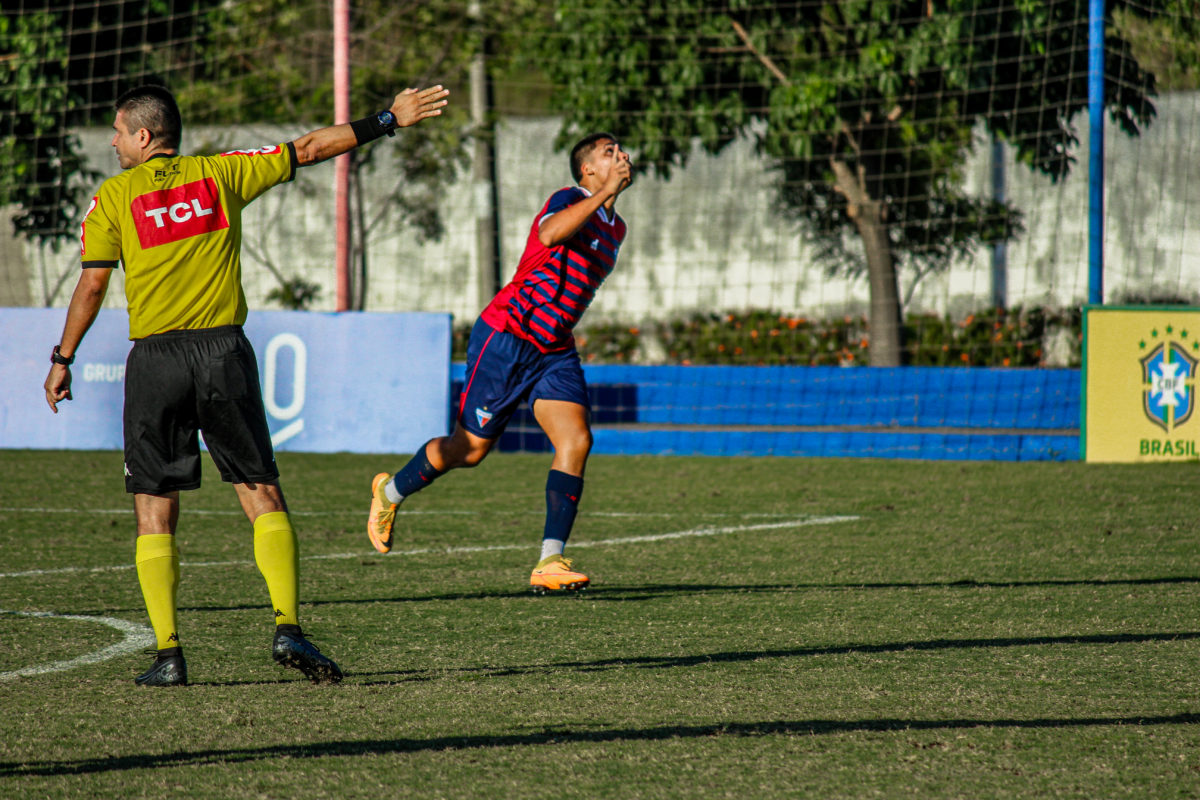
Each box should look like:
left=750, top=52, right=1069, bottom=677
left=264, top=334, right=306, bottom=450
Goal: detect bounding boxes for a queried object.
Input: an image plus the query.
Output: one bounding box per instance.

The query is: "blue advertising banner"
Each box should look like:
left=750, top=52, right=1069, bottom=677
left=0, top=308, right=450, bottom=454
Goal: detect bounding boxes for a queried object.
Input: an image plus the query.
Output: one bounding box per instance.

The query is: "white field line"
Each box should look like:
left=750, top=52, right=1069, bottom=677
left=0, top=515, right=858, bottom=682
left=0, top=610, right=153, bottom=682
left=0, top=515, right=859, bottom=580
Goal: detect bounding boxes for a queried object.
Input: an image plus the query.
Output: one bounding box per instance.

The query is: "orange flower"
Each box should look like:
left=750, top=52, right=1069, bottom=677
left=734, top=347, right=744, bottom=355
left=960, top=353, right=970, bottom=362
left=787, top=319, right=800, bottom=330
left=750, top=329, right=759, bottom=339
left=628, top=327, right=639, bottom=335
left=1002, top=357, right=1011, bottom=366
left=718, top=344, right=726, bottom=352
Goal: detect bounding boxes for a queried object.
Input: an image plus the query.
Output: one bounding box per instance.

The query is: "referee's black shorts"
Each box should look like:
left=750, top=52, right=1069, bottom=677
left=123, top=325, right=279, bottom=494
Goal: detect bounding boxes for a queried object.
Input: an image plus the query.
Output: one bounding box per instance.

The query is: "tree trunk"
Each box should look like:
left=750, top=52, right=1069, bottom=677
left=830, top=158, right=903, bottom=366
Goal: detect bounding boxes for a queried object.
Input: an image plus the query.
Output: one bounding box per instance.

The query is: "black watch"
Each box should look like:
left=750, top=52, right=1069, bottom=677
left=50, top=345, right=74, bottom=366
left=376, top=110, right=398, bottom=136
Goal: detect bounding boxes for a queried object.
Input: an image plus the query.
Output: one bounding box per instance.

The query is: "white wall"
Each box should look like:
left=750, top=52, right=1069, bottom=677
left=14, top=91, right=1200, bottom=323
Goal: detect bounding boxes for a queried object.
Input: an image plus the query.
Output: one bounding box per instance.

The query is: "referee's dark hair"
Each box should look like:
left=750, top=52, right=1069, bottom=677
left=570, top=132, right=618, bottom=183
left=115, top=85, right=183, bottom=150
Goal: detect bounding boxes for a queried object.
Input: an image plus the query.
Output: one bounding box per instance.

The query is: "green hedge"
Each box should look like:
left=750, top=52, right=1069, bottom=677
left=452, top=307, right=1083, bottom=367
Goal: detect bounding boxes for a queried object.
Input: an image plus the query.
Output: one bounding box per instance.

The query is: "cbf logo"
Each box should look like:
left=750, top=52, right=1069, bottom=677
left=1139, top=325, right=1199, bottom=432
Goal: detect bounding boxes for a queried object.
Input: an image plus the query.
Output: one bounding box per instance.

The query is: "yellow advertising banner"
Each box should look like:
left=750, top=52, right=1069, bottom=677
left=1084, top=306, right=1200, bottom=462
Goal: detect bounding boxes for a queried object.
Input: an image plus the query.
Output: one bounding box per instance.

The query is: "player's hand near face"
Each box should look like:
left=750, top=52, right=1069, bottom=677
left=391, top=86, right=450, bottom=128
left=604, top=146, right=633, bottom=197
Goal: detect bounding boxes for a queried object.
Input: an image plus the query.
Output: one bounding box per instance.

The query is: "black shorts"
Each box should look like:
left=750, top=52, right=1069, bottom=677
left=123, top=325, right=279, bottom=494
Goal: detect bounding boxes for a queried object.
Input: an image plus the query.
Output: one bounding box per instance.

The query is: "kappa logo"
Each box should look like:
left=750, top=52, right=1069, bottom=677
left=475, top=407, right=494, bottom=428
left=1139, top=324, right=1199, bottom=432
left=131, top=178, right=229, bottom=249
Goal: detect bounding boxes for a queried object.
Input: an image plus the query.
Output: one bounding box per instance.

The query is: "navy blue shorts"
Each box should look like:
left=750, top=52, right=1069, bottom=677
left=458, top=318, right=589, bottom=438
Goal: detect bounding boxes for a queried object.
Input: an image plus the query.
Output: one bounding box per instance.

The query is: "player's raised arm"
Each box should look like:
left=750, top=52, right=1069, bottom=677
left=291, top=85, right=449, bottom=168
left=538, top=138, right=632, bottom=247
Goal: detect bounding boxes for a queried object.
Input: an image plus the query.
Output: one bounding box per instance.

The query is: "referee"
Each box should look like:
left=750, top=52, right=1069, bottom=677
left=42, top=83, right=448, bottom=686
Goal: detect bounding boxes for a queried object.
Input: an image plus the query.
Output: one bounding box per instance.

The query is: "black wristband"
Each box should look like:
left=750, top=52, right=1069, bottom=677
left=350, top=110, right=398, bottom=145
left=51, top=345, right=74, bottom=366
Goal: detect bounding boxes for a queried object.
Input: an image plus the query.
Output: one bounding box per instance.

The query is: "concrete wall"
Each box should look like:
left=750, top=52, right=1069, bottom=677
left=12, top=91, right=1200, bottom=323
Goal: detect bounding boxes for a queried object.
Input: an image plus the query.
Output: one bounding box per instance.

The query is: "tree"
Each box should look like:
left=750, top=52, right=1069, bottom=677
left=0, top=10, right=97, bottom=249
left=175, top=0, right=545, bottom=309
left=537, top=0, right=1157, bottom=365
left=1114, top=0, right=1200, bottom=90
left=1, top=2, right=218, bottom=250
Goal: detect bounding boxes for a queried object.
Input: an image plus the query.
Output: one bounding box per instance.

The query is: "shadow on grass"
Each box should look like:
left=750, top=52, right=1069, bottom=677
left=4, top=712, right=1198, bottom=777
left=346, top=630, right=1200, bottom=682
left=127, top=575, right=1200, bottom=616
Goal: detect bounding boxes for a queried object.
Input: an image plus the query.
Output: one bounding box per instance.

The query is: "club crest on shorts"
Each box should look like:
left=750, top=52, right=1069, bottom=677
left=1140, top=325, right=1198, bottom=432
left=475, top=407, right=494, bottom=428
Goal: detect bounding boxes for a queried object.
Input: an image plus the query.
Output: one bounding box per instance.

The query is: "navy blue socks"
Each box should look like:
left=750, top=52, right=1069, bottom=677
left=385, top=441, right=445, bottom=503
left=540, top=470, right=584, bottom=560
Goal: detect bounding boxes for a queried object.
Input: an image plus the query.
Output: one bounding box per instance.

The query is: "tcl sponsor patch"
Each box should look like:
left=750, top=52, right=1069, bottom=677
left=131, top=178, right=229, bottom=249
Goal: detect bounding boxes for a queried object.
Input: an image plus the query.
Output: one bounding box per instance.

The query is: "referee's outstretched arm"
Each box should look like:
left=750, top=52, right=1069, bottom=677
left=290, top=85, right=449, bottom=168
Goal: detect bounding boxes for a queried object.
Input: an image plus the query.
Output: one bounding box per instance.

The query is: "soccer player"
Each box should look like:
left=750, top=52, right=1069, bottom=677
left=367, top=132, right=633, bottom=592
left=42, top=83, right=449, bottom=686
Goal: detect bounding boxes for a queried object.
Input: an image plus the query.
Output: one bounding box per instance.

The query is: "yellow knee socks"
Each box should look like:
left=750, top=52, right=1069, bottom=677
left=253, top=511, right=299, bottom=627
left=135, top=534, right=180, bottom=650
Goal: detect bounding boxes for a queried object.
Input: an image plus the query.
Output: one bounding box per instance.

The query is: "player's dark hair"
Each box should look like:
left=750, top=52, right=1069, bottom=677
left=115, top=85, right=182, bottom=150
left=570, top=132, right=618, bottom=183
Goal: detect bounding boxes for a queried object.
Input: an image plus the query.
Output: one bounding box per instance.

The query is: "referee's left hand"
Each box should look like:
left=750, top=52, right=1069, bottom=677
left=390, top=86, right=450, bottom=128
left=44, top=365, right=72, bottom=413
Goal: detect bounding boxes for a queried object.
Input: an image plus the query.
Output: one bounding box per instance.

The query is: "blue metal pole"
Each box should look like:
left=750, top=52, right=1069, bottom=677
left=1087, top=0, right=1105, bottom=304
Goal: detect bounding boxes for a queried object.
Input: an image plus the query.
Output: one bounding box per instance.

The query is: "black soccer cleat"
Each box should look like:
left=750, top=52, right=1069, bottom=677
left=272, top=625, right=343, bottom=684
left=135, top=646, right=188, bottom=687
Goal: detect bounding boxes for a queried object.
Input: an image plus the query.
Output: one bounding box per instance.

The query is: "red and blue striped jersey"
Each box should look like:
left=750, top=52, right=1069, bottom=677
left=481, top=186, right=626, bottom=352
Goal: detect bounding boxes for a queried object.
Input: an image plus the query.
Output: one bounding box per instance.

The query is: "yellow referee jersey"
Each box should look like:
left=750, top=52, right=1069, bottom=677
left=80, top=143, right=297, bottom=339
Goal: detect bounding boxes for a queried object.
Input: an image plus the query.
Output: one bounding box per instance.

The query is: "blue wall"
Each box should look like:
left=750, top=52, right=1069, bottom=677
left=1, top=303, right=1077, bottom=461
left=1, top=308, right=451, bottom=454
left=451, top=364, right=1081, bottom=461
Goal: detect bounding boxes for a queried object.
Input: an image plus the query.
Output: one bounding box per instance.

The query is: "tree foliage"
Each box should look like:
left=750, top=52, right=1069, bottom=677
left=0, top=2, right=214, bottom=246
left=174, top=0, right=546, bottom=308
left=0, top=11, right=97, bottom=247
left=536, top=0, right=1158, bottom=364
left=1114, top=0, right=1200, bottom=90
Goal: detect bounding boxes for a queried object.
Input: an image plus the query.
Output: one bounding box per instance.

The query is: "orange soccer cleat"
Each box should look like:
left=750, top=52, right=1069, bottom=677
left=367, top=472, right=398, bottom=554
left=529, top=555, right=590, bottom=594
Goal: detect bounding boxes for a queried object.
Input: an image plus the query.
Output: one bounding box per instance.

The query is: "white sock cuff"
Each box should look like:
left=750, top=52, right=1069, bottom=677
left=539, top=538, right=566, bottom=561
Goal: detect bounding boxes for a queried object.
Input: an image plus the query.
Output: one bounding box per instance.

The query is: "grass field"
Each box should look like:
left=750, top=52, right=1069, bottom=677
left=1, top=448, right=1198, bottom=798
